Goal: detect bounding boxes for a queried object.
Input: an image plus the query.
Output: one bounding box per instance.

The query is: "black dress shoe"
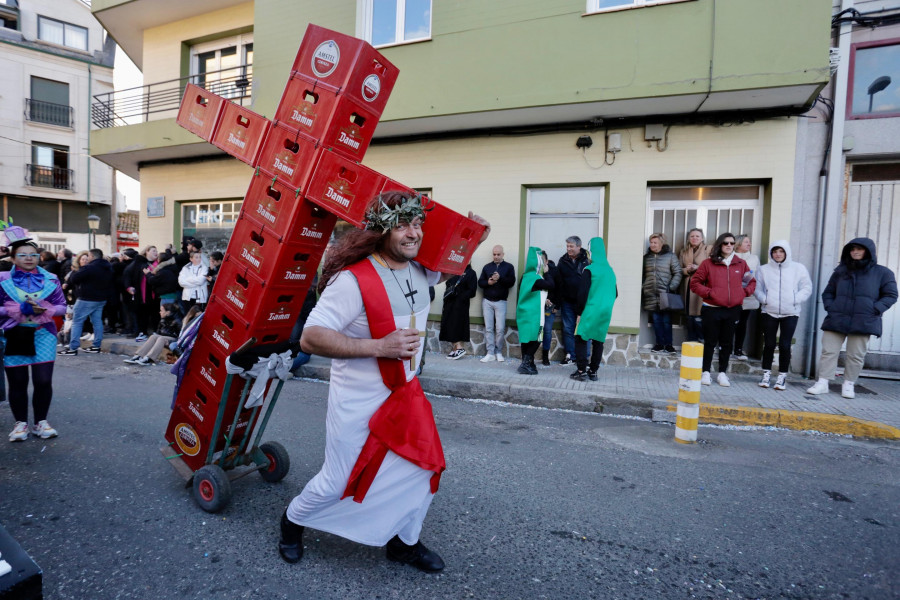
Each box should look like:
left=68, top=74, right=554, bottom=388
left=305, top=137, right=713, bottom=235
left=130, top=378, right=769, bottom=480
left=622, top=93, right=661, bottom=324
left=278, top=510, right=304, bottom=564
left=385, top=535, right=445, bottom=573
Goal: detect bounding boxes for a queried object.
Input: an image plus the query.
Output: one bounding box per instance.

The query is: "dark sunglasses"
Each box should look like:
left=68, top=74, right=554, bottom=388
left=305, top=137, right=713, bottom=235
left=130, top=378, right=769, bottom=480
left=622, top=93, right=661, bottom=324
left=722, top=241, right=735, bottom=246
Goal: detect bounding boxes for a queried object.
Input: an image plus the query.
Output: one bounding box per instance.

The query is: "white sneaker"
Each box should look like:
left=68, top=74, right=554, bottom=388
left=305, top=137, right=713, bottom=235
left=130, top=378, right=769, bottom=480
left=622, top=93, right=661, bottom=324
left=495, top=353, right=505, bottom=362
left=447, top=349, right=466, bottom=360
left=80, top=333, right=91, bottom=340
left=480, top=354, right=496, bottom=363
left=136, top=356, right=153, bottom=366
left=701, top=372, right=711, bottom=386
left=123, top=355, right=141, bottom=364
left=717, top=372, right=731, bottom=387
left=842, top=381, right=855, bottom=399
left=774, top=373, right=787, bottom=391
left=31, top=420, right=58, bottom=439
left=758, top=371, right=771, bottom=388
left=9, top=421, right=28, bottom=442
left=806, top=379, right=829, bottom=395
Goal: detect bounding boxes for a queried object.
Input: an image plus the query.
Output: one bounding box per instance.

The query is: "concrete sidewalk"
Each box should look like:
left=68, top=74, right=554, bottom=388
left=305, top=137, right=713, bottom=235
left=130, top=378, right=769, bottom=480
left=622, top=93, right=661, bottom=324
left=298, top=350, right=900, bottom=440
left=91, top=333, right=900, bottom=440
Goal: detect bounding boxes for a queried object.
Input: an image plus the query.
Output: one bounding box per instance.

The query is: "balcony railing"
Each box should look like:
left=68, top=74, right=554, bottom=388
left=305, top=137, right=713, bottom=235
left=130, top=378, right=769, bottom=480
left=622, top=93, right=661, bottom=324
left=26, top=164, right=73, bottom=190
left=26, top=98, right=74, bottom=127
left=92, top=66, right=252, bottom=129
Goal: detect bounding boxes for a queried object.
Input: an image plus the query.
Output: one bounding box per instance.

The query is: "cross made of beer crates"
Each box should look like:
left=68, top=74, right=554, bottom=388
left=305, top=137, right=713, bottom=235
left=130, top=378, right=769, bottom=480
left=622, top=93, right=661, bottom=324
left=165, top=24, right=485, bottom=471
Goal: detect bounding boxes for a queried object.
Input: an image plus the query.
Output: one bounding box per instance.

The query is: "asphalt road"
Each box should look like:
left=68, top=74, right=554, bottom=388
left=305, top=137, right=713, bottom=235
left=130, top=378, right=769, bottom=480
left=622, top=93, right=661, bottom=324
left=0, top=353, right=897, bottom=600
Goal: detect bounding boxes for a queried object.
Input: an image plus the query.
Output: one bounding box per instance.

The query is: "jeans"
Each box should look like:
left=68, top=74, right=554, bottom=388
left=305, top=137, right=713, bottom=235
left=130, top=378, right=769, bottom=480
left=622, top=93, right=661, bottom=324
left=760, top=314, right=799, bottom=372
left=560, top=301, right=577, bottom=358
left=70, top=299, right=106, bottom=350
left=542, top=307, right=556, bottom=351
left=650, top=311, right=672, bottom=346
left=700, top=305, right=741, bottom=373
left=482, top=299, right=507, bottom=355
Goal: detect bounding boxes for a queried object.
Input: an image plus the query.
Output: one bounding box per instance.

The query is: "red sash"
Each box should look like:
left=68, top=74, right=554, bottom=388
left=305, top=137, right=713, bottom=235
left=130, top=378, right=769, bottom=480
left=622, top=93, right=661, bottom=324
left=340, top=259, right=445, bottom=503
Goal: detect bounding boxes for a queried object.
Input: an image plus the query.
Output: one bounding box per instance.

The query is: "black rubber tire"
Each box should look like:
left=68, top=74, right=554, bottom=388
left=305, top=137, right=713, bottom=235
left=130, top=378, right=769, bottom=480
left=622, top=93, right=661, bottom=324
left=259, top=441, right=290, bottom=483
left=192, top=465, right=232, bottom=513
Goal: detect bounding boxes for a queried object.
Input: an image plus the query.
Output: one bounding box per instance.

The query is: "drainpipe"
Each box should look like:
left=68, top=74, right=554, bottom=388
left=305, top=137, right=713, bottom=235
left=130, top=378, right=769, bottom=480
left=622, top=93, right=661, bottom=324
left=87, top=63, right=92, bottom=248
left=806, top=0, right=853, bottom=378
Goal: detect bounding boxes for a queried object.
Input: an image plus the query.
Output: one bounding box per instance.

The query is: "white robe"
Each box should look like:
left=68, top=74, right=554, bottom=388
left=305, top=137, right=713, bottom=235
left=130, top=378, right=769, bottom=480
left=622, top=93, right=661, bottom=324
left=287, top=260, right=441, bottom=546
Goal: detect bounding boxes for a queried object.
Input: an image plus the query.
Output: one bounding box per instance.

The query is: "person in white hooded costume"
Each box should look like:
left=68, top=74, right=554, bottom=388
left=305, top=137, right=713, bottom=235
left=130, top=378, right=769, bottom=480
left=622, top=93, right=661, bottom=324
left=753, top=240, right=812, bottom=390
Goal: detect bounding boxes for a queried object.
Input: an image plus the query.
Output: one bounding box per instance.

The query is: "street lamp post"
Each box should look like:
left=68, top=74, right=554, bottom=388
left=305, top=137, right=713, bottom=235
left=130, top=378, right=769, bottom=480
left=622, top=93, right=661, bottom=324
left=87, top=214, right=100, bottom=249
left=867, top=75, right=891, bottom=113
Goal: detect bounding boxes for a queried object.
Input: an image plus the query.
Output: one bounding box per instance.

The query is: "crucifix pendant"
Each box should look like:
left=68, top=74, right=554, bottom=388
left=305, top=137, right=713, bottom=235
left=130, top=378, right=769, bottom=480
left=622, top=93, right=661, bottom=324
left=408, top=314, right=426, bottom=372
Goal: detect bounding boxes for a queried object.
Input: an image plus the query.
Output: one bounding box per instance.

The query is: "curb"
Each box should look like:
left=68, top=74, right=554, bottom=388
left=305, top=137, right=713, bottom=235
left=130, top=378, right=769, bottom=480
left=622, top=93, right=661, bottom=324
left=665, top=402, right=900, bottom=440
left=297, top=362, right=900, bottom=440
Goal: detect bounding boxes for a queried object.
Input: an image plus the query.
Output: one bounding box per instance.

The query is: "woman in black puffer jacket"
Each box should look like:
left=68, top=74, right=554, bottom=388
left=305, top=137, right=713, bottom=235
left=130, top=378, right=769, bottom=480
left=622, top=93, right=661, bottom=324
left=807, top=237, right=897, bottom=399
left=641, top=233, right=682, bottom=353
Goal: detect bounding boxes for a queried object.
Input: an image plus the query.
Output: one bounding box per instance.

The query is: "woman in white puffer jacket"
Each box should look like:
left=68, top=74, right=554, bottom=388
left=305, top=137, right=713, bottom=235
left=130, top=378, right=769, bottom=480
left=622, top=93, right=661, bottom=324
left=753, top=240, right=812, bottom=390
left=178, top=251, right=209, bottom=309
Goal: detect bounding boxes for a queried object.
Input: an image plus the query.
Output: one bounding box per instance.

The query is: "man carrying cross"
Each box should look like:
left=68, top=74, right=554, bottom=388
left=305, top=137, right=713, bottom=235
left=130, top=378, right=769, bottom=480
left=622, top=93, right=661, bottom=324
left=279, top=191, right=490, bottom=572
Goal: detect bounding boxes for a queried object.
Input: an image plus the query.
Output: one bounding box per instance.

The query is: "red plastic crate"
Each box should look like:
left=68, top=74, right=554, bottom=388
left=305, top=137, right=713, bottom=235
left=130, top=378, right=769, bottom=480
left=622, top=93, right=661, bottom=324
left=306, top=150, right=385, bottom=227
left=227, top=218, right=326, bottom=281
left=292, top=24, right=399, bottom=114
left=201, top=299, right=289, bottom=349
left=254, top=123, right=321, bottom=191
left=211, top=102, right=271, bottom=166
left=416, top=200, right=487, bottom=276
left=240, top=175, right=337, bottom=245
left=176, top=84, right=225, bottom=140
left=165, top=384, right=259, bottom=472
left=318, top=95, right=380, bottom=162
left=274, top=72, right=341, bottom=138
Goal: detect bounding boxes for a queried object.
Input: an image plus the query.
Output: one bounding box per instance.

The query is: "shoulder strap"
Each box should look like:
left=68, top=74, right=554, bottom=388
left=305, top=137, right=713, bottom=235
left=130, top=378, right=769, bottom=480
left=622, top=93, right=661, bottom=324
left=346, top=259, right=407, bottom=390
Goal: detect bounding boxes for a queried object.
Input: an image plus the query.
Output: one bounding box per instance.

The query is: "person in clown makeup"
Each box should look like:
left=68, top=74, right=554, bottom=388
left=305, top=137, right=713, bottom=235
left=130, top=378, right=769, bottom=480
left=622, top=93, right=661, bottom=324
left=0, top=221, right=67, bottom=442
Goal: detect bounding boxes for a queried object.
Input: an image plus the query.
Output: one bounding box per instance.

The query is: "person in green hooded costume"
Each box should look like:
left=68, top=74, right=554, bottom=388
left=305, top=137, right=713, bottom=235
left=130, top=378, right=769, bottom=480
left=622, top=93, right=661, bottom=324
left=516, top=247, right=555, bottom=374
left=570, top=237, right=617, bottom=381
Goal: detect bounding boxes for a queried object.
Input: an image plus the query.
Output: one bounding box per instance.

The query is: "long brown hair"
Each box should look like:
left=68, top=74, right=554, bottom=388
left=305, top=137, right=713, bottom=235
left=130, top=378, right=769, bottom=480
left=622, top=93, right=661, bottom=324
left=318, top=191, right=416, bottom=293
left=711, top=232, right=736, bottom=264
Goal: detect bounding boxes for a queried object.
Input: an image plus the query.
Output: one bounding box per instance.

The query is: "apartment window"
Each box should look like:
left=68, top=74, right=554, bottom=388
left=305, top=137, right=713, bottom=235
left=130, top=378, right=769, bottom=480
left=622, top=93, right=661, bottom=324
left=848, top=39, right=900, bottom=119
left=587, top=0, right=691, bottom=13
left=37, top=16, right=87, bottom=51
left=191, top=34, right=253, bottom=100
left=182, top=200, right=242, bottom=254
left=361, top=0, right=431, bottom=47
left=526, top=187, right=605, bottom=265
left=27, top=77, right=72, bottom=127
left=0, top=0, right=18, bottom=31
left=29, top=143, right=72, bottom=190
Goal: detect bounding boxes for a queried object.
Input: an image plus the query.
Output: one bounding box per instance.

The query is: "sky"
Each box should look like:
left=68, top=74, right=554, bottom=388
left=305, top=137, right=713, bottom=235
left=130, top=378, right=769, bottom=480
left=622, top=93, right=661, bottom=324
left=113, top=47, right=142, bottom=210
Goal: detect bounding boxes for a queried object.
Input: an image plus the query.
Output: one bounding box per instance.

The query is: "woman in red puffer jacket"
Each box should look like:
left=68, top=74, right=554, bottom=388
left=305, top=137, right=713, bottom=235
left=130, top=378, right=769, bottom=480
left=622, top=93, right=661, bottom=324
left=690, top=232, right=756, bottom=387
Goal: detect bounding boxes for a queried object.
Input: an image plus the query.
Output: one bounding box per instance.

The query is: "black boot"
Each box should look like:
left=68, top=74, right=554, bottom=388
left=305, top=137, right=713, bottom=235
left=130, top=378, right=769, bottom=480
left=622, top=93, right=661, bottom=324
left=278, top=510, right=304, bottom=564
left=540, top=348, right=550, bottom=366
left=517, top=357, right=531, bottom=374
left=525, top=355, right=538, bottom=375
left=386, top=535, right=445, bottom=573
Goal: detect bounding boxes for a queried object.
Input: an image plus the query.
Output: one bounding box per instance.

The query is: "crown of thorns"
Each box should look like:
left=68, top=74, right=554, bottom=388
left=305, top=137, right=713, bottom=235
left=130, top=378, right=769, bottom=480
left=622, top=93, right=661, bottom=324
left=364, top=193, right=433, bottom=233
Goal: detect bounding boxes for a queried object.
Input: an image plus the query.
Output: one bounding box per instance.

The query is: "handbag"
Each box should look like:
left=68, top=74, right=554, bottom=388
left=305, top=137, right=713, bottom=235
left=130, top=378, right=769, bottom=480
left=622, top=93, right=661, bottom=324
left=742, top=295, right=760, bottom=310
left=659, top=292, right=685, bottom=312
left=6, top=325, right=37, bottom=356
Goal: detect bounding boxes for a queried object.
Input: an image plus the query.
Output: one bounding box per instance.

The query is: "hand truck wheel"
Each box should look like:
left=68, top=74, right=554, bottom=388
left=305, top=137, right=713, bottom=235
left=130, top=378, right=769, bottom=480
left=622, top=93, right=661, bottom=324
left=258, top=441, right=291, bottom=483
left=192, top=465, right=232, bottom=513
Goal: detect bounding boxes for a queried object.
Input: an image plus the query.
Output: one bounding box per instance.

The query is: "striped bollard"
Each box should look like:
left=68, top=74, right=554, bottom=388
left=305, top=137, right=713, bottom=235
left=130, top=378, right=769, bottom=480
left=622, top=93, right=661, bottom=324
left=675, top=341, right=703, bottom=444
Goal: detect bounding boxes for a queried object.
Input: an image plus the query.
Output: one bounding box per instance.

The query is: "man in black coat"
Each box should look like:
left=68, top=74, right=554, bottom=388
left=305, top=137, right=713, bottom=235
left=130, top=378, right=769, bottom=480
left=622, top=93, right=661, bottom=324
left=556, top=236, right=589, bottom=365
left=477, top=245, right=516, bottom=361
left=59, top=249, right=115, bottom=356
left=807, top=237, right=898, bottom=399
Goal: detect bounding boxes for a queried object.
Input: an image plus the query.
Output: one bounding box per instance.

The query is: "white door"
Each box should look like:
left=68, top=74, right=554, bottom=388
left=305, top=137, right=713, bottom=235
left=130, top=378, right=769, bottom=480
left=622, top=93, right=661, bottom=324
left=845, top=181, right=900, bottom=354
